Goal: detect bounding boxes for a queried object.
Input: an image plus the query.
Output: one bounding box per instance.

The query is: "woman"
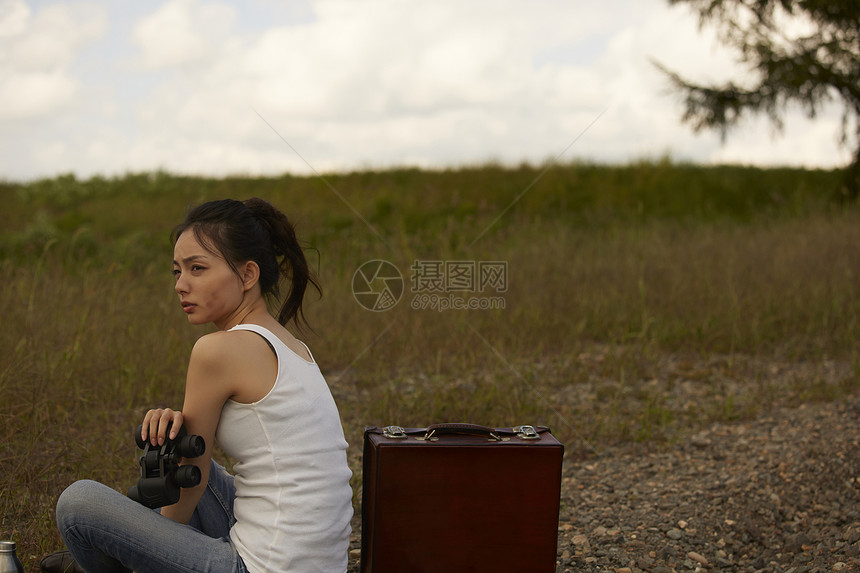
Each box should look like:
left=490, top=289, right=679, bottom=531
left=50, top=198, right=353, bottom=573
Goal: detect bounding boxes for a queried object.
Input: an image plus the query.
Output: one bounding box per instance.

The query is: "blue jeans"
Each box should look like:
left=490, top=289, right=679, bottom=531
left=56, top=461, right=248, bottom=573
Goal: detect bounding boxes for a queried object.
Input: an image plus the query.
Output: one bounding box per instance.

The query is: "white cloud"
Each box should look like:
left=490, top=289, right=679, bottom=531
left=709, top=102, right=853, bottom=167
left=0, top=0, right=852, bottom=181
left=0, top=1, right=107, bottom=121
left=0, top=70, right=79, bottom=120
left=130, top=0, right=651, bottom=175
left=0, top=0, right=29, bottom=38
left=132, top=0, right=237, bottom=69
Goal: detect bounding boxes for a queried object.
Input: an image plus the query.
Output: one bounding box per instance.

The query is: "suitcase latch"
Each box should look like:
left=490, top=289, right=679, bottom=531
left=383, top=426, right=408, bottom=439
left=514, top=425, right=541, bottom=440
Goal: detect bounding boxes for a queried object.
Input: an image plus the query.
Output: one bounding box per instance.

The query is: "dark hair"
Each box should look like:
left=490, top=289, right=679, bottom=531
left=171, top=198, right=321, bottom=331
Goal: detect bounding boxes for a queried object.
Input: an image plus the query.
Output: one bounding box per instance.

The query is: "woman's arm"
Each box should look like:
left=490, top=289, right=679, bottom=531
left=150, top=333, right=240, bottom=525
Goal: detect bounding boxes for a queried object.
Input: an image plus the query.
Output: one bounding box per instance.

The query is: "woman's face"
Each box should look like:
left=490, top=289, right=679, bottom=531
left=173, top=230, right=246, bottom=329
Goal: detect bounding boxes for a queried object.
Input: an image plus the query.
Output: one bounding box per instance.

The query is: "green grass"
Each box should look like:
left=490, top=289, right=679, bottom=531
left=1, top=160, right=858, bottom=568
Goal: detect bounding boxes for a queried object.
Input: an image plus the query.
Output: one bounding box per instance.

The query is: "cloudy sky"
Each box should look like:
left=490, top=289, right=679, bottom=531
left=0, top=0, right=852, bottom=182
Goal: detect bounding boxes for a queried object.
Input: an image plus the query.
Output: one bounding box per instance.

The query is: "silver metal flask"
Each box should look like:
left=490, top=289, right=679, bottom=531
left=0, top=540, right=24, bottom=573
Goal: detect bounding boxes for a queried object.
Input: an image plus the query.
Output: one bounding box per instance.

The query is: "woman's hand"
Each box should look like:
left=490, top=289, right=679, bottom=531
left=141, top=408, right=184, bottom=446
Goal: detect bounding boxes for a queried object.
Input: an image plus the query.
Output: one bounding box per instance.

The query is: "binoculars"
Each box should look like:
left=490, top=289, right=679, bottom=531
left=127, top=422, right=206, bottom=509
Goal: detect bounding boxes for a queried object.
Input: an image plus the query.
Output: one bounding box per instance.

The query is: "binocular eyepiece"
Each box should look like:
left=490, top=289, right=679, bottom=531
left=127, top=422, right=206, bottom=509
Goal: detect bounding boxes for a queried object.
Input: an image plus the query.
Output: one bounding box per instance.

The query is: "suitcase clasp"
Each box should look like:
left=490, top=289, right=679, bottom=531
left=382, top=426, right=408, bottom=439
left=514, top=425, right=541, bottom=440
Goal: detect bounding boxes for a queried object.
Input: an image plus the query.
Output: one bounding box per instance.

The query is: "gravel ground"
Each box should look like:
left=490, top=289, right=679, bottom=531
left=347, top=394, right=860, bottom=572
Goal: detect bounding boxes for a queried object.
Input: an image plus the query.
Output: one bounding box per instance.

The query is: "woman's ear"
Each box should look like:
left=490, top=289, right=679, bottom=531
left=241, top=261, right=261, bottom=291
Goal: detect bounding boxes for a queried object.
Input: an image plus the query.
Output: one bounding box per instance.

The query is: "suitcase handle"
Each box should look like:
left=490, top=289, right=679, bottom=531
left=368, top=424, right=550, bottom=441
left=423, top=423, right=502, bottom=441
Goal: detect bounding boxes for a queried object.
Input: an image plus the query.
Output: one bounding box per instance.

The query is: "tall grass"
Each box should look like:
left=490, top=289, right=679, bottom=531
left=1, top=161, right=857, bottom=568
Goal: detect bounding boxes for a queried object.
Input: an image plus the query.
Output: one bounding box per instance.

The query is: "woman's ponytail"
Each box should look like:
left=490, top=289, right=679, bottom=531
left=243, top=198, right=322, bottom=330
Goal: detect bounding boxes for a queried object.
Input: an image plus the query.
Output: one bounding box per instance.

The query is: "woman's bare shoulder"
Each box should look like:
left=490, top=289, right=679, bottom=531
left=189, top=330, right=279, bottom=402
left=194, top=329, right=271, bottom=354
left=189, top=330, right=271, bottom=371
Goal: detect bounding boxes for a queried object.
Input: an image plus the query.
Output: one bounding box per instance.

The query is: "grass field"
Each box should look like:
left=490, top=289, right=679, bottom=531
left=1, top=160, right=858, bottom=568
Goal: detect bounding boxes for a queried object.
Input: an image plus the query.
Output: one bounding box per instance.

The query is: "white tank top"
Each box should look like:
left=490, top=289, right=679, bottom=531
left=215, top=324, right=353, bottom=573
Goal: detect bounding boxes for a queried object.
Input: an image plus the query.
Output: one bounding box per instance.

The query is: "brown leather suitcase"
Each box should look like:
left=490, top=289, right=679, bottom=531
left=360, top=423, right=564, bottom=573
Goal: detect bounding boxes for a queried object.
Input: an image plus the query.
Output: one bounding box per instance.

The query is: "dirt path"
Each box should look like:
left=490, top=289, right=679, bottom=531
left=557, top=395, right=860, bottom=573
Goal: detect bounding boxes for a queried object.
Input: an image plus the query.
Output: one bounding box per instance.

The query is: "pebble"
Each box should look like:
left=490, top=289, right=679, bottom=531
left=691, top=434, right=711, bottom=449
left=687, top=551, right=708, bottom=565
